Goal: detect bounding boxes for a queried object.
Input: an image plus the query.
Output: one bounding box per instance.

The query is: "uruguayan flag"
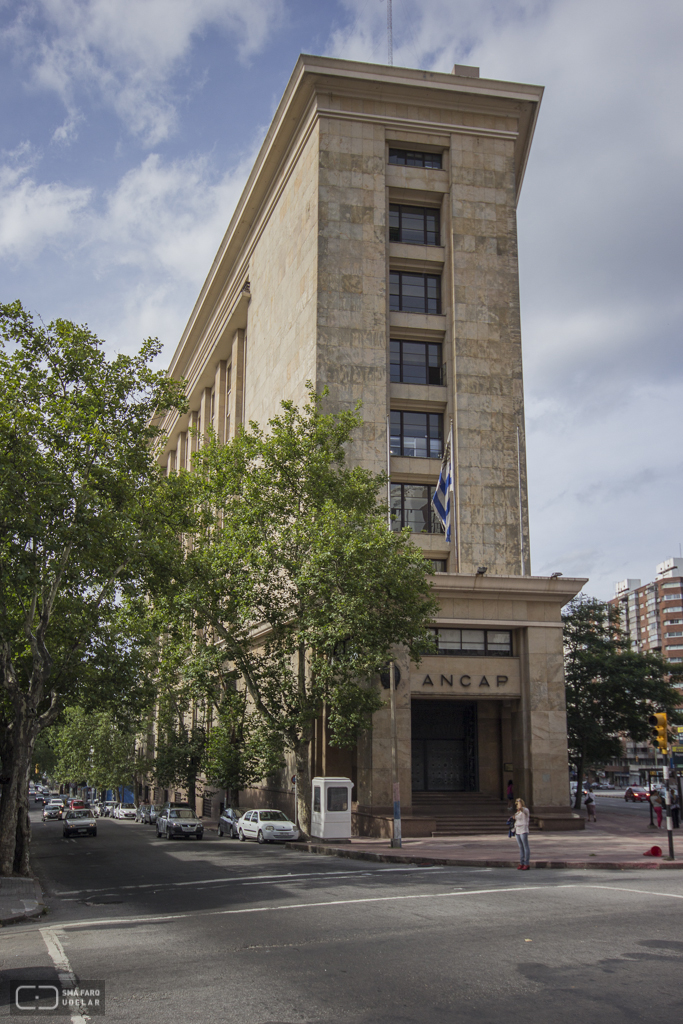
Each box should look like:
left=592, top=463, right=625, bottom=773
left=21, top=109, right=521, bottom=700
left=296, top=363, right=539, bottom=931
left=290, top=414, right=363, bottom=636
left=432, top=437, right=452, bottom=542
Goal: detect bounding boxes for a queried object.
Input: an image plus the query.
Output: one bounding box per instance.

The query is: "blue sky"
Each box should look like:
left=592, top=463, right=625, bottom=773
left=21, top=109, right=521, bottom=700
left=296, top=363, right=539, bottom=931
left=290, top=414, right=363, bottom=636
left=1, top=0, right=682, bottom=598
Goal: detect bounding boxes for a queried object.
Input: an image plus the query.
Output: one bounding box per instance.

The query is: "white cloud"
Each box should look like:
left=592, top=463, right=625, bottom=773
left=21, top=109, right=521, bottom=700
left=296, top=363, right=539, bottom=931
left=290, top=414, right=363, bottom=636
left=5, top=0, right=285, bottom=145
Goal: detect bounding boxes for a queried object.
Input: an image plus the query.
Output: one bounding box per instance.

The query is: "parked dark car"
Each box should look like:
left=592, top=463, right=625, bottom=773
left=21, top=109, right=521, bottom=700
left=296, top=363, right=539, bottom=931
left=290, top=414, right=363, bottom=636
left=63, top=809, right=97, bottom=838
left=156, top=807, right=203, bottom=840
left=217, top=808, right=243, bottom=838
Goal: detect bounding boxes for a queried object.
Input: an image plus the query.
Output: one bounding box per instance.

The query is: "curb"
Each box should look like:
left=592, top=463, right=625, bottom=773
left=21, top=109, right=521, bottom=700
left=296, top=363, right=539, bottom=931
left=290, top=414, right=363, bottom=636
left=284, top=842, right=683, bottom=871
left=0, top=878, right=46, bottom=927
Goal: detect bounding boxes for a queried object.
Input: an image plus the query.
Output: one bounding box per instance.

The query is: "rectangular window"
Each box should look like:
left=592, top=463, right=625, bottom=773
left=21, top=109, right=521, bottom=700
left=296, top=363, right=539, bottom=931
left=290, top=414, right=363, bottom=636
left=428, top=628, right=513, bottom=656
left=327, top=787, right=349, bottom=812
left=389, top=204, right=440, bottom=246
left=428, top=559, right=447, bottom=573
left=313, top=786, right=321, bottom=813
left=390, top=272, right=441, bottom=314
left=391, top=483, right=438, bottom=534
left=390, top=340, right=444, bottom=385
left=390, top=410, right=443, bottom=459
left=389, top=148, right=442, bottom=169
left=663, top=593, right=682, bottom=600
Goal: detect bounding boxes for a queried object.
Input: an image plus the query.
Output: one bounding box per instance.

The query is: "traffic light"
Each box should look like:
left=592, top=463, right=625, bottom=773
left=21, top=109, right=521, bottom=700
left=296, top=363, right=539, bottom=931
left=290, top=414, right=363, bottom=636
left=649, top=712, right=668, bottom=753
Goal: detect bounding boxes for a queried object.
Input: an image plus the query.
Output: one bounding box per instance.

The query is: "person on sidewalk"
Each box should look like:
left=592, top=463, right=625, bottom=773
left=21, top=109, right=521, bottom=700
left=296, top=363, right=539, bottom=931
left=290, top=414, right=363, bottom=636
left=653, top=791, right=663, bottom=828
left=670, top=791, right=679, bottom=829
left=513, top=798, right=530, bottom=870
left=584, top=789, right=597, bottom=823
left=506, top=780, right=514, bottom=813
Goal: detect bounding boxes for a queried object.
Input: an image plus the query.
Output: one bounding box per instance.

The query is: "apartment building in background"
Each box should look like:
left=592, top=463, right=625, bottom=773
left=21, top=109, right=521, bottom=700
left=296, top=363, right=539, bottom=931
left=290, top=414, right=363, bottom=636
left=611, top=558, right=683, bottom=663
left=156, top=54, right=586, bottom=834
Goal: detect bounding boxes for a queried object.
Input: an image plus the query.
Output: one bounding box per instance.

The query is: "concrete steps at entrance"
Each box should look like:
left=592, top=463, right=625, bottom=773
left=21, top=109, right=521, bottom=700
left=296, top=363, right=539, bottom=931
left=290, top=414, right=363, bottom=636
left=412, top=792, right=512, bottom=837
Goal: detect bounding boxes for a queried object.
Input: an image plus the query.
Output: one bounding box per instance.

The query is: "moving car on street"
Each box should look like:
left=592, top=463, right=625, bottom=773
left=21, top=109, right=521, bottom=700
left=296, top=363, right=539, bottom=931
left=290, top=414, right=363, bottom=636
left=114, top=803, right=137, bottom=819
left=217, top=807, right=243, bottom=838
left=63, top=809, right=97, bottom=838
left=625, top=786, right=650, bottom=802
left=43, top=801, right=64, bottom=821
left=238, top=809, right=299, bottom=843
left=156, top=807, right=204, bottom=840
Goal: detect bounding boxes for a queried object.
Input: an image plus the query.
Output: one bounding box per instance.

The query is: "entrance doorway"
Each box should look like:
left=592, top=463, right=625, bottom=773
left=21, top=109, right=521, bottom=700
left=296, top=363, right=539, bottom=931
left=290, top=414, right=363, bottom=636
left=411, top=700, right=478, bottom=792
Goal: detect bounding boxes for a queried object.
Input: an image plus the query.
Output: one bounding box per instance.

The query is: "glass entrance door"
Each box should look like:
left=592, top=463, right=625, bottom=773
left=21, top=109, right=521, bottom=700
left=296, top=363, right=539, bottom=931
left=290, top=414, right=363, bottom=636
left=411, top=701, right=478, bottom=792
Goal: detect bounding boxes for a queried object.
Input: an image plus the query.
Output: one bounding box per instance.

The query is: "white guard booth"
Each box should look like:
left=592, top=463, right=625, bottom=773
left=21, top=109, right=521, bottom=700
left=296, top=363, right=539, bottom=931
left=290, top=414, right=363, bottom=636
left=311, top=777, right=353, bottom=840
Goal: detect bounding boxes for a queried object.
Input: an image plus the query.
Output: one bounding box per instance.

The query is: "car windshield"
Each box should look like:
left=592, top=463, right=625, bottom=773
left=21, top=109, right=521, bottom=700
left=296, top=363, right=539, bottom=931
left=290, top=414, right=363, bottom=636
left=122, top=803, right=136, bottom=809
left=170, top=809, right=197, bottom=819
left=259, top=811, right=288, bottom=822
left=67, top=810, right=93, bottom=819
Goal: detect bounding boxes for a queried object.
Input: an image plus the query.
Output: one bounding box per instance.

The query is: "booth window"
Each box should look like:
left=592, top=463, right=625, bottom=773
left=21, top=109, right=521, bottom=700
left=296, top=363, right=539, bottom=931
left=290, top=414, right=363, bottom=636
left=327, top=787, right=349, bottom=812
left=313, top=786, right=321, bottom=812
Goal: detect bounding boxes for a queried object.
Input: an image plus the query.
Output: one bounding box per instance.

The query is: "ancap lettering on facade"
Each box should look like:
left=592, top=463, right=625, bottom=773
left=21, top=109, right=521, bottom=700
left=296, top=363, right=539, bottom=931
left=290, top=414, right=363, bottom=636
left=422, top=674, right=509, bottom=688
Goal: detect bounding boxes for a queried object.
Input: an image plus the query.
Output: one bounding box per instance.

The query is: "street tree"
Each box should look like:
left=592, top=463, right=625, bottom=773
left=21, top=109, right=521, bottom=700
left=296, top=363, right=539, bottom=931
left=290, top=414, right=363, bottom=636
left=183, top=387, right=438, bottom=834
left=0, top=301, right=190, bottom=874
left=51, top=706, right=149, bottom=798
left=203, top=690, right=284, bottom=808
left=563, top=597, right=683, bottom=809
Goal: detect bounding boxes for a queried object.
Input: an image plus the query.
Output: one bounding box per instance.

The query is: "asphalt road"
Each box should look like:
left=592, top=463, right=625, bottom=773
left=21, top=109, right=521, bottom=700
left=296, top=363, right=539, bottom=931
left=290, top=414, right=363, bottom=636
left=2, top=809, right=683, bottom=1023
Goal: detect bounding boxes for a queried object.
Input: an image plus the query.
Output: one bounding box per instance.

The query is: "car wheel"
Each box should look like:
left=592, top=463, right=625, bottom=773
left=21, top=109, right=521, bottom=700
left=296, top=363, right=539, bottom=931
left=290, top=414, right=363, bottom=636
left=166, top=828, right=172, bottom=840
left=217, top=825, right=223, bottom=838
left=156, top=826, right=161, bottom=838
left=197, top=834, right=203, bottom=840
left=238, top=829, right=245, bottom=842
left=258, top=830, right=268, bottom=844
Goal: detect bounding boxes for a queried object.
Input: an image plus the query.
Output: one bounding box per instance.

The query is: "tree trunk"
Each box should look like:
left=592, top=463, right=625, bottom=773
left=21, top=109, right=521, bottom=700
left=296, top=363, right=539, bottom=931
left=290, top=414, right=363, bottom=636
left=294, top=744, right=311, bottom=837
left=0, top=710, right=35, bottom=877
left=188, top=774, right=196, bottom=812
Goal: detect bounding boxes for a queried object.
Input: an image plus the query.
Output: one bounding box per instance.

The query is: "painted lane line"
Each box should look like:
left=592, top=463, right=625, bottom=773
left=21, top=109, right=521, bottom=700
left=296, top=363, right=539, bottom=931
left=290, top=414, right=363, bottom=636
left=585, top=884, right=683, bottom=900
left=45, top=885, right=544, bottom=932
left=56, top=865, right=443, bottom=896
left=39, top=927, right=88, bottom=1024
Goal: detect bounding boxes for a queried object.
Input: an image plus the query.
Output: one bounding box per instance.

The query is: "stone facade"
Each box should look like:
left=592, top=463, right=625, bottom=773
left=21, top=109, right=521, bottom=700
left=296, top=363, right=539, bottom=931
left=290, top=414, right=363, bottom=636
left=158, top=55, right=586, bottom=832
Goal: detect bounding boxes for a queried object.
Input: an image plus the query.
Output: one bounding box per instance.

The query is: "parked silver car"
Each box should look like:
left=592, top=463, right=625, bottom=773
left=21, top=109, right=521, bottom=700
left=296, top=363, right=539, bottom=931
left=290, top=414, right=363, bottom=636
left=156, top=807, right=204, bottom=840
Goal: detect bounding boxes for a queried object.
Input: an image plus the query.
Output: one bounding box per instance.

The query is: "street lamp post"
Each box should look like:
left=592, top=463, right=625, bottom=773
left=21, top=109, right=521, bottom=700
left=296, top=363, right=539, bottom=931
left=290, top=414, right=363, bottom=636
left=389, top=660, right=402, bottom=849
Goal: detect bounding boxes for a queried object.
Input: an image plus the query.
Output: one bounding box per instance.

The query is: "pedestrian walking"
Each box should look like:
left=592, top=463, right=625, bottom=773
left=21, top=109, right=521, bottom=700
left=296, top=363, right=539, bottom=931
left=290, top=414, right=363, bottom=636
left=584, top=789, right=597, bottom=823
left=670, top=791, right=679, bottom=829
left=652, top=791, right=663, bottom=828
left=513, top=798, right=530, bottom=870
left=506, top=779, right=514, bottom=813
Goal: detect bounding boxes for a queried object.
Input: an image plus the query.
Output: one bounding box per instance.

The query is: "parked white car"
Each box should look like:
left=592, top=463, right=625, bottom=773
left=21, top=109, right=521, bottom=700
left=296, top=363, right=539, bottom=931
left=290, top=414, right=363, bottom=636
left=238, top=809, right=299, bottom=843
left=115, top=803, right=137, bottom=819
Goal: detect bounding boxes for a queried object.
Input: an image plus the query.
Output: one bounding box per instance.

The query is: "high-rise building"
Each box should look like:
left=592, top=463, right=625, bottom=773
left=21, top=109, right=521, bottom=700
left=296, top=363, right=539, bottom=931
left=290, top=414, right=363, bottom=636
left=158, top=55, right=586, bottom=833
left=612, top=558, right=683, bottom=663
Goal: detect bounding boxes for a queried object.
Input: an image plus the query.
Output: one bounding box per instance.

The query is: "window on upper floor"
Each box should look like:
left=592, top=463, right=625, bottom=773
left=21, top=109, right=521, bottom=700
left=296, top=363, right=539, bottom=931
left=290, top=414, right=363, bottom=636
left=389, top=204, right=440, bottom=246
left=428, top=559, right=448, bottom=573
left=390, top=483, right=438, bottom=534
left=390, top=272, right=441, bottom=314
left=389, top=148, right=442, bottom=169
left=390, top=410, right=443, bottom=459
left=390, top=340, right=444, bottom=385
left=428, top=628, right=513, bottom=656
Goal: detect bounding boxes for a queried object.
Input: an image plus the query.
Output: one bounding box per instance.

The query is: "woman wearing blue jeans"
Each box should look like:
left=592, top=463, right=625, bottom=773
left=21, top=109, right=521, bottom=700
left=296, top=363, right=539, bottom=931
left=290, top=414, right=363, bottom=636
left=514, top=798, right=530, bottom=870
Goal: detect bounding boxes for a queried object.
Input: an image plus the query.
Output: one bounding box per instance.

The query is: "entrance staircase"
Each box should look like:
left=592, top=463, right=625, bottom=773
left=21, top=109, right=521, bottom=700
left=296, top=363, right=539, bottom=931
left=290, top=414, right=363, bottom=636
left=412, top=792, right=511, bottom=837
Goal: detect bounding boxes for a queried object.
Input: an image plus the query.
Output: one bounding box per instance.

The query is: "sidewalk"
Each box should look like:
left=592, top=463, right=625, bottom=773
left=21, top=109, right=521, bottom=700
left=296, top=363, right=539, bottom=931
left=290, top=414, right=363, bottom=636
left=286, top=804, right=683, bottom=871
left=0, top=876, right=46, bottom=925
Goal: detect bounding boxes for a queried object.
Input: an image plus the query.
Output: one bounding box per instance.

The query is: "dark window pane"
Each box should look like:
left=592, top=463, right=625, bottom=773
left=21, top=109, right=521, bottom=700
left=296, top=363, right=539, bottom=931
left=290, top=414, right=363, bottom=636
left=390, top=340, right=401, bottom=383
left=390, top=483, right=403, bottom=531
left=400, top=274, right=427, bottom=313
left=389, top=272, right=400, bottom=312
left=388, top=148, right=442, bottom=169
left=401, top=207, right=426, bottom=244
left=402, top=342, right=428, bottom=385
left=327, top=787, right=348, bottom=812
left=389, top=205, right=400, bottom=242
left=403, top=484, right=431, bottom=533
left=390, top=410, right=402, bottom=455
left=424, top=153, right=442, bottom=169
left=462, top=630, right=486, bottom=652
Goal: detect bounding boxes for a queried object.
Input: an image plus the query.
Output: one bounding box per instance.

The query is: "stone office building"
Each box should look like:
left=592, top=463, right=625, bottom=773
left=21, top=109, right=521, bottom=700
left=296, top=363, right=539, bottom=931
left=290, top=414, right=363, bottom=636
left=159, top=54, right=586, bottom=834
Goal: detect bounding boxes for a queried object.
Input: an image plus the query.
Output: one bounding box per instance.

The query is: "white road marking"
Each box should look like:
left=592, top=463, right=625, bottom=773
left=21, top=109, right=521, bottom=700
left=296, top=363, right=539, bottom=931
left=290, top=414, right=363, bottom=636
left=585, top=884, right=683, bottom=900
left=56, top=865, right=443, bottom=896
left=39, top=927, right=88, bottom=1024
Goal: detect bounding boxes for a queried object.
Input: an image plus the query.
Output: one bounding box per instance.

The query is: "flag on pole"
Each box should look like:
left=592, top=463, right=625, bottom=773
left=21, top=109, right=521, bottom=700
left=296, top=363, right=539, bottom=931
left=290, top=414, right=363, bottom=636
left=432, top=435, right=453, bottom=542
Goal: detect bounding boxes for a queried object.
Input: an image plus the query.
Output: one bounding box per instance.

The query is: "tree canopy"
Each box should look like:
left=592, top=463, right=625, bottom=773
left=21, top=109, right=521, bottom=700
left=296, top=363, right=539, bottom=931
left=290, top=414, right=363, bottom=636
left=0, top=301, right=191, bottom=874
left=563, top=597, right=683, bottom=808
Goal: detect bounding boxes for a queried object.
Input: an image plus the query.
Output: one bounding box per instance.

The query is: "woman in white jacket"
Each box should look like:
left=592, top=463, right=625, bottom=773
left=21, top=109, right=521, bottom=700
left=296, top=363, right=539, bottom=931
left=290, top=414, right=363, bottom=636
left=514, top=798, right=530, bottom=870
